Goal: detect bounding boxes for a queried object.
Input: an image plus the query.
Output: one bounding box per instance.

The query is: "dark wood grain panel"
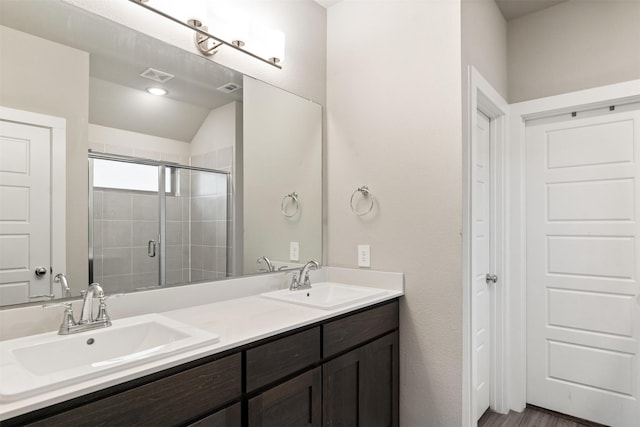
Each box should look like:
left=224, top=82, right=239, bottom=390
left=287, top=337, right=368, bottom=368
left=248, top=367, right=322, bottom=427
left=188, top=402, right=242, bottom=427
left=361, top=331, right=399, bottom=427
left=322, top=345, right=361, bottom=426
left=323, top=301, right=398, bottom=358
left=246, top=327, right=320, bottom=392
left=26, top=353, right=242, bottom=427
left=323, top=331, right=399, bottom=427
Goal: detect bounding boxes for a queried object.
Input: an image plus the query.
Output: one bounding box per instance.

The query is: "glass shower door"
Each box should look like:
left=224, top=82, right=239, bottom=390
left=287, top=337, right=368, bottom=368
left=89, top=157, right=161, bottom=293
left=89, top=155, right=231, bottom=291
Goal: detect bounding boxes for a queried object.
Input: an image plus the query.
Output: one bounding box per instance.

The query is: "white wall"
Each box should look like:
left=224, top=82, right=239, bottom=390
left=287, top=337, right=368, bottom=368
left=0, top=25, right=89, bottom=291
left=88, top=124, right=191, bottom=164
left=508, top=0, right=640, bottom=102
left=327, top=1, right=463, bottom=425
left=462, top=0, right=507, bottom=99
left=243, top=77, right=322, bottom=273
left=191, top=102, right=239, bottom=156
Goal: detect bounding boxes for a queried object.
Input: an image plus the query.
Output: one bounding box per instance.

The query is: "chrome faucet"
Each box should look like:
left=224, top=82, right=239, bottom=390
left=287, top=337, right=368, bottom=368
left=44, top=282, right=112, bottom=335
left=257, top=256, right=275, bottom=272
left=290, top=260, right=319, bottom=291
left=54, top=273, right=72, bottom=298
left=79, top=282, right=106, bottom=324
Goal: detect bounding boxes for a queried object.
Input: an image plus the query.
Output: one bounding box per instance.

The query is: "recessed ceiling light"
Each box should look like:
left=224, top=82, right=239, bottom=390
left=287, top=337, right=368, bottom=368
left=146, top=87, right=167, bottom=96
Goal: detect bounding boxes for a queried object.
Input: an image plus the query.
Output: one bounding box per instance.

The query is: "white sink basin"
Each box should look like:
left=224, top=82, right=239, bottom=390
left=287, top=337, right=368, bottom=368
left=0, top=313, right=219, bottom=402
left=261, top=282, right=387, bottom=310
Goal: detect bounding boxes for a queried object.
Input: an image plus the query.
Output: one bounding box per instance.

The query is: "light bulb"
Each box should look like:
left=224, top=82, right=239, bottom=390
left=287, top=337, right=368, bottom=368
left=146, top=0, right=206, bottom=24
left=250, top=26, right=286, bottom=65
left=146, top=87, right=167, bottom=96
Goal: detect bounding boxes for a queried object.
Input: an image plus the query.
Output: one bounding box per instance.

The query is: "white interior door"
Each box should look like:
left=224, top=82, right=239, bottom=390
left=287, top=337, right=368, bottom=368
left=526, top=109, right=640, bottom=426
left=0, top=119, right=51, bottom=304
left=472, top=110, right=493, bottom=421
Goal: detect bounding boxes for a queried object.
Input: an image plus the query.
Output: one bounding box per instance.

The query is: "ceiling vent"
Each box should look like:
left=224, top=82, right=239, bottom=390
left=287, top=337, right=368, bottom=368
left=217, top=82, right=242, bottom=93
left=139, top=68, right=175, bottom=83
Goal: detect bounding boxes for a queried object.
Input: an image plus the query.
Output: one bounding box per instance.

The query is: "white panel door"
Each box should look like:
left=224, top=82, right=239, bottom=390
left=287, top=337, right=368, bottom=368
left=0, top=120, right=51, bottom=304
left=526, top=110, right=640, bottom=426
left=472, top=111, right=492, bottom=421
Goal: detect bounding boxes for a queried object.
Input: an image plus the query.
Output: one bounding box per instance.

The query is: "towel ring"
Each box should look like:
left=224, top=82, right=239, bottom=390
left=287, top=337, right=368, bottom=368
left=350, top=185, right=374, bottom=216
left=281, top=192, right=300, bottom=218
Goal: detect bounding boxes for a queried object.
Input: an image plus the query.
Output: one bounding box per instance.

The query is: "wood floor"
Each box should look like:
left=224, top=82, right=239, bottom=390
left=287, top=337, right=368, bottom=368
left=478, top=405, right=608, bottom=427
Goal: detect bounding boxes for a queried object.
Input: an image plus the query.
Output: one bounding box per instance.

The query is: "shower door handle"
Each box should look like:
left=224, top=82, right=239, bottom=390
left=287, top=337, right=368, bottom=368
left=148, top=240, right=157, bottom=257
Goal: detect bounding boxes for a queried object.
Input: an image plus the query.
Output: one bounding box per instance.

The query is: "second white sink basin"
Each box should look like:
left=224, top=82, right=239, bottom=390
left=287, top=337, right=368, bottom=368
left=0, top=313, right=219, bottom=402
left=261, top=282, right=387, bottom=310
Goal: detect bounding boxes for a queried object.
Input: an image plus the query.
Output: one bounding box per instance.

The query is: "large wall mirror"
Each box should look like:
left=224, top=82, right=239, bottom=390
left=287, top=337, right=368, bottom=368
left=0, top=0, right=322, bottom=307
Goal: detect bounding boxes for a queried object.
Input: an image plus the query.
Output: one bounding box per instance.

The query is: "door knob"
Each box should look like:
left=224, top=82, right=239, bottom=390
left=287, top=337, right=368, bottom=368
left=485, top=273, right=498, bottom=284
left=35, top=266, right=48, bottom=277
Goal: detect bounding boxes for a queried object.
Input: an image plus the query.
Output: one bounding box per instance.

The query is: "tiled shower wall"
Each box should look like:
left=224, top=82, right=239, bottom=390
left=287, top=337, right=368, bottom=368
left=92, top=189, right=190, bottom=293
left=93, top=190, right=157, bottom=293
left=190, top=147, right=232, bottom=281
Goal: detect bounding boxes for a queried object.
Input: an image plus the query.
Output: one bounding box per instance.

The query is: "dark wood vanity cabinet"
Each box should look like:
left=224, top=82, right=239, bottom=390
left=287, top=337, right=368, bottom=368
left=248, top=367, right=322, bottom=427
left=187, top=403, right=242, bottom=427
left=7, top=300, right=399, bottom=427
left=22, top=353, right=242, bottom=427
left=323, top=332, right=399, bottom=427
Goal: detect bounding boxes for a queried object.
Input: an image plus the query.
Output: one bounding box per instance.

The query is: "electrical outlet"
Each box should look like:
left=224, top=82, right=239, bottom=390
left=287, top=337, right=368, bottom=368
left=357, top=245, right=371, bottom=267
left=290, top=242, right=299, bottom=261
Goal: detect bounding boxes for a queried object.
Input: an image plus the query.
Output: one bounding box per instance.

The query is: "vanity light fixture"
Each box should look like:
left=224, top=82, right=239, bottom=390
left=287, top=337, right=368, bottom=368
left=129, top=0, right=285, bottom=69
left=146, top=87, right=168, bottom=96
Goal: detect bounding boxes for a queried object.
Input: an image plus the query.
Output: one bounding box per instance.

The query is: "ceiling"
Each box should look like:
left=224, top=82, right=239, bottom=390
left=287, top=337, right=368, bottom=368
left=1, top=0, right=244, bottom=142
left=494, top=0, right=567, bottom=21
left=313, top=0, right=569, bottom=21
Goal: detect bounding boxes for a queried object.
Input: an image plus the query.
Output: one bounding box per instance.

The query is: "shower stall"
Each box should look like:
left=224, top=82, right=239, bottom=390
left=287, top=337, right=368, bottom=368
left=88, top=153, right=230, bottom=293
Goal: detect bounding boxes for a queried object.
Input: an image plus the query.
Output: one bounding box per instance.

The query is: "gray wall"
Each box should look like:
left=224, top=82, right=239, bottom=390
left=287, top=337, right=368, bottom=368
left=327, top=1, right=463, bottom=425
left=0, top=25, right=89, bottom=292
left=462, top=0, right=508, bottom=100
left=243, top=77, right=322, bottom=273
left=508, top=0, right=640, bottom=102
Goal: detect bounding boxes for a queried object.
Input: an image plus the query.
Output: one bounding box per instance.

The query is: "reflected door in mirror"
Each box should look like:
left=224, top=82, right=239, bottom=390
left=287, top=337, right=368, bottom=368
left=0, top=120, right=52, bottom=304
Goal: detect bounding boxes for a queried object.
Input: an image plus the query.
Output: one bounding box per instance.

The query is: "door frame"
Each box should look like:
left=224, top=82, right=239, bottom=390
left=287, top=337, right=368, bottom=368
left=463, top=67, right=509, bottom=426
left=506, top=79, right=640, bottom=412
left=0, top=106, right=66, bottom=298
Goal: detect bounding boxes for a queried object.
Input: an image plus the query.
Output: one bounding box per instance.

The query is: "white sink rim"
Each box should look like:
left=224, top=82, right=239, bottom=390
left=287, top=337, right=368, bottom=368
left=260, top=282, right=387, bottom=310
left=0, top=313, right=219, bottom=402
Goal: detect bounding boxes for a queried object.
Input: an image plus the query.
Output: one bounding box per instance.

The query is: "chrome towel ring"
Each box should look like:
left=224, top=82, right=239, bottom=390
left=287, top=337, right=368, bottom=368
left=281, top=192, right=300, bottom=217
left=350, top=185, right=374, bottom=216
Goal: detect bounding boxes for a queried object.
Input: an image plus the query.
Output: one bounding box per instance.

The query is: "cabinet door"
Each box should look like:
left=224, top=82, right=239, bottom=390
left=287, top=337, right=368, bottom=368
left=248, top=367, right=322, bottom=427
left=188, top=402, right=241, bottom=427
left=323, top=332, right=399, bottom=427
left=323, top=346, right=362, bottom=426
left=361, top=331, right=399, bottom=427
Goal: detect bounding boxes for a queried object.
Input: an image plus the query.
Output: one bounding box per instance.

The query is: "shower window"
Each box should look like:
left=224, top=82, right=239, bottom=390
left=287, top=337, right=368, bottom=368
left=92, top=159, right=177, bottom=195
left=89, top=154, right=229, bottom=293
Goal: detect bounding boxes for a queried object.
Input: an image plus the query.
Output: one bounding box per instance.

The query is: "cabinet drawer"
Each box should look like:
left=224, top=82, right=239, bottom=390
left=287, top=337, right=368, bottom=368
left=27, top=353, right=242, bottom=427
left=323, top=301, right=398, bottom=358
left=246, top=327, right=321, bottom=392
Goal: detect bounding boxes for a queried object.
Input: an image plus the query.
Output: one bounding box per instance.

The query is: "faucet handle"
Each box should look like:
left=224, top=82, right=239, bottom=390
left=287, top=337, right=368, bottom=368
left=285, top=271, right=299, bottom=290
left=43, top=302, right=77, bottom=333
left=94, top=295, right=112, bottom=326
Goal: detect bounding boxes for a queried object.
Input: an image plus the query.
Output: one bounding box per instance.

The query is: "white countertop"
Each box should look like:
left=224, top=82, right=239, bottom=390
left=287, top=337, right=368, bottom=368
left=0, top=271, right=403, bottom=422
